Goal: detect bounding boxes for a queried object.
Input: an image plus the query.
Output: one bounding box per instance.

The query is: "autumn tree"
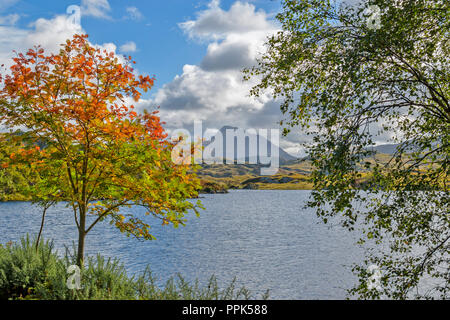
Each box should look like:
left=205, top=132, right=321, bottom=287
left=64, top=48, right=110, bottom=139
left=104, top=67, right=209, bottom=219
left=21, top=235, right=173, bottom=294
left=0, top=34, right=202, bottom=267
left=246, top=0, right=449, bottom=298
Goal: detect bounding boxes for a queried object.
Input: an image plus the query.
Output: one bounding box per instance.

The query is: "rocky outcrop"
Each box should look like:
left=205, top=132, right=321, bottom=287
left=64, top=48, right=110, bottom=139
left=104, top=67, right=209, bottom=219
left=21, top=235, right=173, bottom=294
left=242, top=176, right=296, bottom=185
left=199, top=181, right=228, bottom=194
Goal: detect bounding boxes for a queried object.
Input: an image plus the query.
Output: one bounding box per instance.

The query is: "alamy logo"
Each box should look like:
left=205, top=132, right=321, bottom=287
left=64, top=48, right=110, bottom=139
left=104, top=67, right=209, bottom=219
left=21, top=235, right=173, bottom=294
left=66, top=265, right=81, bottom=290
left=67, top=5, right=81, bottom=26
left=171, top=121, right=280, bottom=176
left=365, top=5, right=382, bottom=30
left=367, top=264, right=382, bottom=291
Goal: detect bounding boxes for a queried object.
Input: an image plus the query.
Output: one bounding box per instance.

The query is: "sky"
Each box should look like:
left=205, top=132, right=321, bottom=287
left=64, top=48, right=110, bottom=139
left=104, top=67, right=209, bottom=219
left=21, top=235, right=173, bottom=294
left=0, top=0, right=313, bottom=156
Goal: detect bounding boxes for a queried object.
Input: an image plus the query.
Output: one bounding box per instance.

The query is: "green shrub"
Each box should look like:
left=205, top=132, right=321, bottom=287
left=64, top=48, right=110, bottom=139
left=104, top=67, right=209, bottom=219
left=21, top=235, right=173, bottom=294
left=133, top=270, right=267, bottom=300
left=33, top=253, right=137, bottom=300
left=0, top=236, right=269, bottom=300
left=0, top=236, right=61, bottom=299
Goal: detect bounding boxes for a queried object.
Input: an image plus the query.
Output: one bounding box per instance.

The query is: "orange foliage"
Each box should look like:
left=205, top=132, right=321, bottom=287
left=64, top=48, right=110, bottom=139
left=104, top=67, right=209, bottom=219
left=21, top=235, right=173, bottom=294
left=0, top=34, right=201, bottom=265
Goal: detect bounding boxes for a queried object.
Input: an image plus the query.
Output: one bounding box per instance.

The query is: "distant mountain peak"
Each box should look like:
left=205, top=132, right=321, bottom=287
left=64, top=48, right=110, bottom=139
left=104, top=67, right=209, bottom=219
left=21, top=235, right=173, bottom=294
left=204, top=125, right=297, bottom=164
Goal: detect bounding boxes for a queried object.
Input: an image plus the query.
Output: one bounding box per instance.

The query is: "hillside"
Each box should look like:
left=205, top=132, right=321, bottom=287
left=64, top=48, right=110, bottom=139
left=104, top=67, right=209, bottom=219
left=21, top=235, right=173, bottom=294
left=198, top=152, right=397, bottom=192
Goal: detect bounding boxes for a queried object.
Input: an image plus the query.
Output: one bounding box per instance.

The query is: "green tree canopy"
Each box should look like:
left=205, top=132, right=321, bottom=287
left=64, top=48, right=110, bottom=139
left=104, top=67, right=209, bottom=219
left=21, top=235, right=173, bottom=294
left=245, top=0, right=449, bottom=299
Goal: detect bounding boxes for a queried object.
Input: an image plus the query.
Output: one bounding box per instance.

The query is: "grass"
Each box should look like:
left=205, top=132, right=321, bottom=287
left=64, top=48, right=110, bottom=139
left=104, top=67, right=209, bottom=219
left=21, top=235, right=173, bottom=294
left=198, top=161, right=315, bottom=190
left=197, top=153, right=444, bottom=191
left=0, top=236, right=269, bottom=300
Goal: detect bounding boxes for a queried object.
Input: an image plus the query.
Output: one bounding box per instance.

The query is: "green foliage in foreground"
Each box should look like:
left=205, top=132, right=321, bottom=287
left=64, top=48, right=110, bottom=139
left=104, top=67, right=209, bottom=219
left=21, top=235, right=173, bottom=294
left=0, top=236, right=268, bottom=300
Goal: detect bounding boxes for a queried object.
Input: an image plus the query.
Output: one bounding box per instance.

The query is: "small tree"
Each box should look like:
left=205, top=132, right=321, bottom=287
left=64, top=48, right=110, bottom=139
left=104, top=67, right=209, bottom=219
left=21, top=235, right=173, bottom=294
left=0, top=34, right=202, bottom=267
left=246, top=0, right=449, bottom=298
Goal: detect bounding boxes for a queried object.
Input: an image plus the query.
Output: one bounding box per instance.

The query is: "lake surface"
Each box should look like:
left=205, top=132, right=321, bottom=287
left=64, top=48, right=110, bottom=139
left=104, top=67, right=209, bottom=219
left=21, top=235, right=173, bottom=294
left=0, top=190, right=365, bottom=299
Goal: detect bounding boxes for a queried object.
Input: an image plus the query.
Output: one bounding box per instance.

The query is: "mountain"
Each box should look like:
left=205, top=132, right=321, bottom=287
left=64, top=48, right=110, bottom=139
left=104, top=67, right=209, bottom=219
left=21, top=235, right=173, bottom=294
left=368, top=142, right=422, bottom=155
left=369, top=144, right=401, bottom=155
left=202, top=126, right=297, bottom=165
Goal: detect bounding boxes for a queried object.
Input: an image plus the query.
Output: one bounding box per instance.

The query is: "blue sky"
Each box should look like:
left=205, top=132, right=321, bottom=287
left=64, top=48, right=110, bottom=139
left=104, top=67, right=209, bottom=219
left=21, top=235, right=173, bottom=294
left=0, top=0, right=281, bottom=91
left=0, top=0, right=311, bottom=155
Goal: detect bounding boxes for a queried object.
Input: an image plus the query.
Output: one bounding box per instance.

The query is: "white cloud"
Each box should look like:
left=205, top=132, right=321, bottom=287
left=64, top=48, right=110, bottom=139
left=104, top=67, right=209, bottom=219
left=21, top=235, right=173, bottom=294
left=119, top=41, right=137, bottom=53
left=81, top=0, right=111, bottom=19
left=25, top=15, right=83, bottom=52
left=0, top=14, right=83, bottom=71
left=152, top=64, right=268, bottom=117
left=0, top=9, right=124, bottom=72
left=200, top=30, right=273, bottom=71
left=137, top=0, right=312, bottom=157
left=0, top=13, right=19, bottom=25
left=140, top=1, right=284, bottom=141
left=179, top=0, right=273, bottom=40
left=0, top=26, right=27, bottom=68
left=125, top=6, right=143, bottom=21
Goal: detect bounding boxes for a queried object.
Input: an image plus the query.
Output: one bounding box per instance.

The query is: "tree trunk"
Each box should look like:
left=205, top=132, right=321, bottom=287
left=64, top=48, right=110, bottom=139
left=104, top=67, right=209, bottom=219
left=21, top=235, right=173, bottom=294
left=76, top=210, right=86, bottom=267
left=35, top=206, right=48, bottom=252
